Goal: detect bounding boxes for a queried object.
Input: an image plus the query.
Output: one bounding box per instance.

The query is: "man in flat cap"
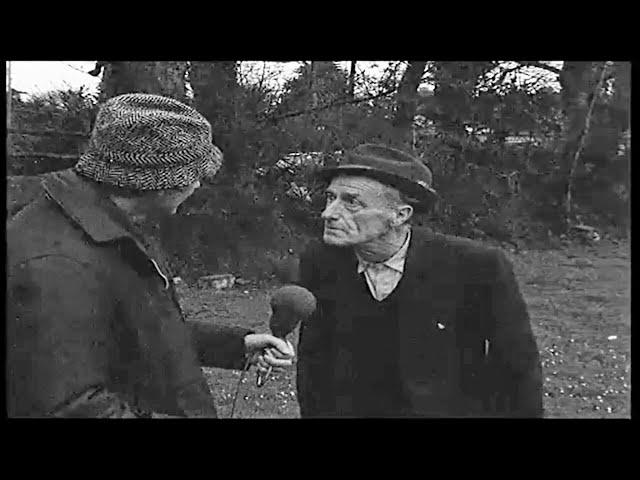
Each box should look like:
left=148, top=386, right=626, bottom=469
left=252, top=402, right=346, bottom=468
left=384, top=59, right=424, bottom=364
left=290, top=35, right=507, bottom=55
left=7, top=93, right=294, bottom=418
left=296, top=144, right=543, bottom=417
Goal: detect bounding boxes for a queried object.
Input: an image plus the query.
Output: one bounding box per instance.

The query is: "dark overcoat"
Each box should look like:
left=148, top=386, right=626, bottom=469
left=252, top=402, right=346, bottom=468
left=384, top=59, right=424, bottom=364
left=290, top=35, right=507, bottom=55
left=7, top=169, right=251, bottom=417
left=296, top=227, right=543, bottom=417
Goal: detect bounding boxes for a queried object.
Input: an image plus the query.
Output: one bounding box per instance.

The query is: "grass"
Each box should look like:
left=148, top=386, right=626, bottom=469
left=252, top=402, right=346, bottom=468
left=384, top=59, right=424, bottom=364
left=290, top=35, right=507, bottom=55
left=178, top=240, right=631, bottom=419
left=508, top=242, right=630, bottom=418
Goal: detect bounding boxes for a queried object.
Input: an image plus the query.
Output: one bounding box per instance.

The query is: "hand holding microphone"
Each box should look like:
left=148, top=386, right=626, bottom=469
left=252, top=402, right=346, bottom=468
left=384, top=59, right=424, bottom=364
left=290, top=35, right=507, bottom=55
left=256, top=285, right=317, bottom=387
left=244, top=334, right=295, bottom=373
left=229, top=284, right=316, bottom=417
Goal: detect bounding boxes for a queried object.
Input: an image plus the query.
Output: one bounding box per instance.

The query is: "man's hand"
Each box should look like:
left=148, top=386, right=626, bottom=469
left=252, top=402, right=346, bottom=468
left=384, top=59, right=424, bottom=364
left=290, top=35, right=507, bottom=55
left=244, top=334, right=295, bottom=374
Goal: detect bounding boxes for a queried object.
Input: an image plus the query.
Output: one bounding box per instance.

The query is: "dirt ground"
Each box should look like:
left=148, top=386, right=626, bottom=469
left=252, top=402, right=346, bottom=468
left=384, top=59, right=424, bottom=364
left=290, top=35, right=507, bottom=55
left=179, top=240, right=631, bottom=419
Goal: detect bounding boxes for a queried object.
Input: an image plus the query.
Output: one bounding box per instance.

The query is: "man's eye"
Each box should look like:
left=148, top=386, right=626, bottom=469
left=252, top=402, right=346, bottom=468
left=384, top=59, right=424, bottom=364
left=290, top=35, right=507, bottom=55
left=345, top=198, right=361, bottom=208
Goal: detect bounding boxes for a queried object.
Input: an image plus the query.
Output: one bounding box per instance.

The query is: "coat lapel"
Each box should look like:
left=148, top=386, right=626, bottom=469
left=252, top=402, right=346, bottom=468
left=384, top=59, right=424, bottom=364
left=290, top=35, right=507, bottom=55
left=394, top=228, right=461, bottom=414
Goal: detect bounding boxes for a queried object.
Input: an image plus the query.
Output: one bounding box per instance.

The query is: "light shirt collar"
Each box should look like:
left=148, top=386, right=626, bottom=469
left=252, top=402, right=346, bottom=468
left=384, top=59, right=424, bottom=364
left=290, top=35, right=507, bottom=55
left=356, top=229, right=411, bottom=274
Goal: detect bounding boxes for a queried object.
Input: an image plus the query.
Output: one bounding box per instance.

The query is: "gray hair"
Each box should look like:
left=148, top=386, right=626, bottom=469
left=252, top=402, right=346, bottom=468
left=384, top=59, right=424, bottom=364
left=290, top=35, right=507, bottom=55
left=381, top=184, right=416, bottom=226
left=382, top=184, right=416, bottom=209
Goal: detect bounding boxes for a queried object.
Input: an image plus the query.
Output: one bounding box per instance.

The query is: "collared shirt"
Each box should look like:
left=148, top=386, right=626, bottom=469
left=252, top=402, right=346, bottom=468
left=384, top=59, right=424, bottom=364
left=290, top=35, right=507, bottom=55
left=356, top=230, right=411, bottom=302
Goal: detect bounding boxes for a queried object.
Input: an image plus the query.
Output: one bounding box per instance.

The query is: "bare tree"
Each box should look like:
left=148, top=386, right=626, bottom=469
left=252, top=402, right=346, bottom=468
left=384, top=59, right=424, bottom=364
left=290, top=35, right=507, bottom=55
left=348, top=61, right=357, bottom=99
left=561, top=61, right=611, bottom=228
left=308, top=62, right=319, bottom=109
left=189, top=62, right=241, bottom=174
left=97, top=62, right=189, bottom=102
left=190, top=61, right=238, bottom=123
left=392, top=61, right=428, bottom=134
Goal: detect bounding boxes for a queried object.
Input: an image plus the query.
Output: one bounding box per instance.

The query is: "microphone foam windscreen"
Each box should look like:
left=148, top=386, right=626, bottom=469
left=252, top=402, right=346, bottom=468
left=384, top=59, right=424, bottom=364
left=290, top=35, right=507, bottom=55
left=270, top=285, right=317, bottom=319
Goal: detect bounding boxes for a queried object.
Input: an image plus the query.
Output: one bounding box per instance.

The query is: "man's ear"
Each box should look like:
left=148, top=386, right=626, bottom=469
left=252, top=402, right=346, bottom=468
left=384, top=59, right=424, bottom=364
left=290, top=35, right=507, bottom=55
left=394, top=204, right=414, bottom=226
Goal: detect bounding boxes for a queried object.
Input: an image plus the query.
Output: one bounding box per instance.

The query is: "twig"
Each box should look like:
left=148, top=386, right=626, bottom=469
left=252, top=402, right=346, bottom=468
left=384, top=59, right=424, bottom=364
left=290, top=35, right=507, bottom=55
left=9, top=152, right=80, bottom=160
left=515, top=61, right=562, bottom=75
left=260, top=87, right=398, bottom=124
left=8, top=127, right=90, bottom=139
left=358, top=65, right=374, bottom=98
left=258, top=62, right=267, bottom=91
left=229, top=357, right=252, bottom=418
left=564, top=61, right=611, bottom=226
left=64, top=62, right=94, bottom=76
left=494, top=64, right=525, bottom=85
left=12, top=107, right=70, bottom=116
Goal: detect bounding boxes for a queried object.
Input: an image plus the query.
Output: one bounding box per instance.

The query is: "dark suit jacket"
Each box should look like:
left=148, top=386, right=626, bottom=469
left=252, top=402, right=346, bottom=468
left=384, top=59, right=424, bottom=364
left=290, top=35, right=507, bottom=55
left=296, top=227, right=543, bottom=418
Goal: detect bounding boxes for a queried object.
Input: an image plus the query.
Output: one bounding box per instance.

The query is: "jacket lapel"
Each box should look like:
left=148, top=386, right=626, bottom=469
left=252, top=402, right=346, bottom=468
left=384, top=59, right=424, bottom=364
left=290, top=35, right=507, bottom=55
left=394, top=228, right=461, bottom=414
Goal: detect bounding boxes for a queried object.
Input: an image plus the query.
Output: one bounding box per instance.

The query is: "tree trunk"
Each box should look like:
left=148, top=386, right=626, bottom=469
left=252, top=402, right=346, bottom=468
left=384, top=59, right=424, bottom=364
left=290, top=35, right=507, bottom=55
left=189, top=61, right=239, bottom=174
left=98, top=62, right=188, bottom=102
left=558, top=62, right=593, bottom=152
left=190, top=61, right=238, bottom=124
left=308, top=61, right=319, bottom=109
left=557, top=62, right=595, bottom=226
left=391, top=61, right=427, bottom=146
left=7, top=61, right=12, bottom=161
left=562, top=61, right=610, bottom=229
left=348, top=61, right=357, bottom=99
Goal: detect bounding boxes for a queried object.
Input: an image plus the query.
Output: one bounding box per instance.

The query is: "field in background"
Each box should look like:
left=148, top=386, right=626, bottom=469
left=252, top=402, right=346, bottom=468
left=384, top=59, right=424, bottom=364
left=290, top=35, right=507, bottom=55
left=179, top=241, right=630, bottom=419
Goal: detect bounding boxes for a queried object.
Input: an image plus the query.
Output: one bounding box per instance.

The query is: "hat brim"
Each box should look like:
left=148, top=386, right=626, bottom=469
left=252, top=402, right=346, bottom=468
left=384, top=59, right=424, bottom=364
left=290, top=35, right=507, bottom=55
left=75, top=150, right=221, bottom=191
left=317, top=165, right=438, bottom=213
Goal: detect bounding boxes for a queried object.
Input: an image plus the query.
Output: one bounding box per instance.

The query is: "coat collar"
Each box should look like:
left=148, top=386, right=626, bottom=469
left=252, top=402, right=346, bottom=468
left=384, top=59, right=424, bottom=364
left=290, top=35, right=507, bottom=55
left=333, top=227, right=437, bottom=285
left=42, top=169, right=150, bottom=257
left=356, top=229, right=411, bottom=275
left=387, top=226, right=437, bottom=285
left=41, top=169, right=172, bottom=289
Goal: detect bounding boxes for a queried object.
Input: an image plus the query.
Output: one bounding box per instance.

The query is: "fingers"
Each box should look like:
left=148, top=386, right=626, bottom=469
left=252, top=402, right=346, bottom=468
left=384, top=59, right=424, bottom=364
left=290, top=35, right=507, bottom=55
left=263, top=349, right=294, bottom=368
left=255, top=355, right=269, bottom=371
left=265, top=337, right=295, bottom=358
left=245, top=334, right=296, bottom=359
left=264, top=347, right=290, bottom=360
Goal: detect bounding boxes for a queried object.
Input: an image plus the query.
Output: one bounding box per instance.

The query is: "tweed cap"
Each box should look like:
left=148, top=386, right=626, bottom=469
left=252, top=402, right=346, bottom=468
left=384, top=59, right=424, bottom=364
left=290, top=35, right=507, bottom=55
left=74, top=93, right=223, bottom=190
left=318, top=143, right=438, bottom=212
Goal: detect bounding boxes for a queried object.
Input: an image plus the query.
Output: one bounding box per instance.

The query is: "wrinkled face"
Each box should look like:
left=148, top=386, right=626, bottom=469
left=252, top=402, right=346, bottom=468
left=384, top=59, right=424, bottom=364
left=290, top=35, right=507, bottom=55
left=321, top=175, right=408, bottom=247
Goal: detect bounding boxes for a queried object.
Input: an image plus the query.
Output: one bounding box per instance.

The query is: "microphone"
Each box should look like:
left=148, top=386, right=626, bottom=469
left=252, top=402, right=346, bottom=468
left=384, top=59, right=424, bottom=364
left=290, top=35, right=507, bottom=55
left=256, top=285, right=317, bottom=387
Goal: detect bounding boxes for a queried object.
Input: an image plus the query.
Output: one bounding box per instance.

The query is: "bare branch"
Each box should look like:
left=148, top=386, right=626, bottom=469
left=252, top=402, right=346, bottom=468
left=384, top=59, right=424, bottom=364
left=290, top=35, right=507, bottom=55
left=258, top=62, right=267, bottom=91
left=88, top=61, right=106, bottom=77
left=260, top=87, right=398, bottom=124
left=8, top=127, right=90, bottom=139
left=515, top=61, right=562, bottom=75
left=564, top=61, right=610, bottom=226
left=63, top=62, right=96, bottom=77
left=495, top=64, right=526, bottom=85
left=10, top=152, right=80, bottom=160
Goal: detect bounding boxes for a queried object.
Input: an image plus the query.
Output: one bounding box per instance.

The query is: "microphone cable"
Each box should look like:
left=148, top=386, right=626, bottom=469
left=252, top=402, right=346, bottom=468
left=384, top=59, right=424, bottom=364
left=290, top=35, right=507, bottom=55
left=229, top=356, right=253, bottom=418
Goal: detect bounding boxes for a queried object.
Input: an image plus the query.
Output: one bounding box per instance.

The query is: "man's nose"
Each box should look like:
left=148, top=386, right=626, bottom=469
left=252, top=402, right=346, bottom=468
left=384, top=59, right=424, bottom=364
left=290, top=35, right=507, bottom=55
left=321, top=200, right=339, bottom=220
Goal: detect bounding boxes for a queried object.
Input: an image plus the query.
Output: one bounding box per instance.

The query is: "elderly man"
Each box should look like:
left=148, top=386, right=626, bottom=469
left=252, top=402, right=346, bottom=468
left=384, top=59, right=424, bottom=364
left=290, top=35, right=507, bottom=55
left=296, top=143, right=543, bottom=418
left=7, top=93, right=293, bottom=418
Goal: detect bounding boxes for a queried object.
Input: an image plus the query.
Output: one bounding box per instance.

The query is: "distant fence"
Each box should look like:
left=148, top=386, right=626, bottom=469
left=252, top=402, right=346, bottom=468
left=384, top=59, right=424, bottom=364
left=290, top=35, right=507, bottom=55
left=6, top=123, right=90, bottom=176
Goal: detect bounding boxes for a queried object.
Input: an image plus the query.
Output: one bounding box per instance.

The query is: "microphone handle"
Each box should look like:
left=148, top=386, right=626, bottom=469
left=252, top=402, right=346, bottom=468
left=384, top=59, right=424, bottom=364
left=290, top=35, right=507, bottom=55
left=256, top=365, right=273, bottom=388
left=256, top=333, right=287, bottom=388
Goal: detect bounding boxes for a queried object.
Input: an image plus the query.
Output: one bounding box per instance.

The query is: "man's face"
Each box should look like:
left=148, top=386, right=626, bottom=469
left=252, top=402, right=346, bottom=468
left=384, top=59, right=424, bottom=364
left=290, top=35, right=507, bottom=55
left=145, top=180, right=201, bottom=219
left=167, top=180, right=201, bottom=215
left=321, top=176, right=399, bottom=247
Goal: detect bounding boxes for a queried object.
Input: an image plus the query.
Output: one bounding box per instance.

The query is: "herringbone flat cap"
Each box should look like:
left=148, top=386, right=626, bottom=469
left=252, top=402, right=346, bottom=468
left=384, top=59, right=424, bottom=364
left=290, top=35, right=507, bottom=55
left=74, top=93, right=223, bottom=190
